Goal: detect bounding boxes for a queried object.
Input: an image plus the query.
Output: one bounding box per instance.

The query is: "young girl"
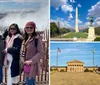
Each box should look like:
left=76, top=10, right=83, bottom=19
left=3, top=23, right=22, bottom=85
left=23, top=21, right=43, bottom=85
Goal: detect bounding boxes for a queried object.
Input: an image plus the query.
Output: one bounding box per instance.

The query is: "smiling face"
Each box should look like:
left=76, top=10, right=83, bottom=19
left=25, top=25, right=35, bottom=35
left=9, top=25, right=17, bottom=35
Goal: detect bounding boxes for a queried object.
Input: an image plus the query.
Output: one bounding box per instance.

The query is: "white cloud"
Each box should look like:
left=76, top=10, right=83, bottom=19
left=78, top=19, right=83, bottom=24
left=51, top=0, right=67, bottom=8
left=0, top=5, right=49, bottom=31
left=51, top=18, right=73, bottom=28
left=0, top=8, right=36, bottom=13
left=0, top=0, right=47, bottom=3
left=70, top=0, right=75, bottom=3
left=88, top=1, right=100, bottom=17
left=56, top=7, right=59, bottom=10
left=68, top=13, right=73, bottom=20
left=0, top=0, right=48, bottom=13
left=79, top=21, right=99, bottom=29
left=84, top=22, right=90, bottom=26
left=88, top=1, right=100, bottom=27
left=78, top=4, right=81, bottom=8
left=0, top=0, right=49, bottom=31
left=95, top=17, right=100, bottom=26
left=61, top=4, right=74, bottom=13
left=50, top=19, right=56, bottom=22
left=95, top=17, right=100, bottom=21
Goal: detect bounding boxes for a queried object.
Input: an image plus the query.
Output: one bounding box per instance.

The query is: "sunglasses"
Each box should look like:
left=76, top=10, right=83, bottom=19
left=10, top=28, right=16, bottom=30
left=26, top=27, right=33, bottom=29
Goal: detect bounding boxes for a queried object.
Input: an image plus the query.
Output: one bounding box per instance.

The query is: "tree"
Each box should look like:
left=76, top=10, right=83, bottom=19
left=94, top=37, right=100, bottom=41
left=84, top=68, right=89, bottom=72
left=50, top=22, right=59, bottom=37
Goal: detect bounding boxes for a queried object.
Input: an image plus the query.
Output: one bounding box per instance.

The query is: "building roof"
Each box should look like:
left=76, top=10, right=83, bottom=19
left=67, top=60, right=84, bottom=64
left=50, top=66, right=67, bottom=68
left=84, top=66, right=99, bottom=68
left=50, top=66, right=100, bottom=68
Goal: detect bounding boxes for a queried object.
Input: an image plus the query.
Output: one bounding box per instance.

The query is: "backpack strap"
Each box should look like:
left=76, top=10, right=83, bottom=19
left=20, top=40, right=25, bottom=58
left=34, top=38, right=38, bottom=48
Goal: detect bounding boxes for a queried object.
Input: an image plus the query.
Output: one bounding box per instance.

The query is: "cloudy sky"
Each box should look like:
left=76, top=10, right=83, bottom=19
left=0, top=0, right=49, bottom=31
left=51, top=0, right=100, bottom=29
left=50, top=42, right=100, bottom=66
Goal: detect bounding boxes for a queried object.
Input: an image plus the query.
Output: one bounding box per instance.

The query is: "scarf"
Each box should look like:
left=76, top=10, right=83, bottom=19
left=4, top=34, right=21, bottom=67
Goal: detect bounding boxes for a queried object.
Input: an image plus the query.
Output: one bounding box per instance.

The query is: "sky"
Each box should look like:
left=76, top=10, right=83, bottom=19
left=0, top=0, right=49, bottom=31
left=50, top=0, right=100, bottom=29
left=50, top=42, right=100, bottom=67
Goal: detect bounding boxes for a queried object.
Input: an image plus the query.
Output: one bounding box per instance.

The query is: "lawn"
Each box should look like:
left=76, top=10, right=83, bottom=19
left=51, top=72, right=100, bottom=85
left=61, top=32, right=88, bottom=38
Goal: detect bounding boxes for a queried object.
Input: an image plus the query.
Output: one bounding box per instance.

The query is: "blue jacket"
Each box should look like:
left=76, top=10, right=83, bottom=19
left=7, top=37, right=22, bottom=77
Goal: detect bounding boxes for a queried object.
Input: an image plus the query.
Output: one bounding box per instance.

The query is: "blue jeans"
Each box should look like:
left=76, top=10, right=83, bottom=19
left=0, top=66, right=3, bottom=84
left=26, top=77, right=35, bottom=85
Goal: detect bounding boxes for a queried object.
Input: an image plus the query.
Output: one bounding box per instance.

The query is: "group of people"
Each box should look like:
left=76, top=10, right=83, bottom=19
left=0, top=21, right=43, bottom=85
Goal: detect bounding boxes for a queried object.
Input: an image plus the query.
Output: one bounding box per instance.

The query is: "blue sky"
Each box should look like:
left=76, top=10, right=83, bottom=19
left=0, top=0, right=49, bottom=30
left=50, top=42, right=100, bottom=67
left=51, top=0, right=100, bottom=29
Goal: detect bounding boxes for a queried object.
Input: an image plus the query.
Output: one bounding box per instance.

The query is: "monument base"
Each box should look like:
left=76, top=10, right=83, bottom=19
left=86, top=26, right=95, bottom=41
left=73, top=37, right=77, bottom=41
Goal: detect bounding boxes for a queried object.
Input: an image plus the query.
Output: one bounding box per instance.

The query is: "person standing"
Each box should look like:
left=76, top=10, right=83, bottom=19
left=3, top=23, right=22, bottom=85
left=23, top=21, right=43, bottom=85
left=0, top=35, right=5, bottom=84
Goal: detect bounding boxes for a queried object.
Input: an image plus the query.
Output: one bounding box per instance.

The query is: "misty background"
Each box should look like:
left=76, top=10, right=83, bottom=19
left=0, top=0, right=49, bottom=33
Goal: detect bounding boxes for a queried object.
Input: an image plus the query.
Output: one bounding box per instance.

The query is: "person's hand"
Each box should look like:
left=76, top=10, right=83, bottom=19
left=2, top=49, right=7, bottom=54
left=24, top=60, right=32, bottom=65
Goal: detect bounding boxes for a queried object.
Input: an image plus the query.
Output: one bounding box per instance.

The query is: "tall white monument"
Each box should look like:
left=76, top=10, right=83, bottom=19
left=75, top=7, right=79, bottom=32
left=73, top=7, right=79, bottom=41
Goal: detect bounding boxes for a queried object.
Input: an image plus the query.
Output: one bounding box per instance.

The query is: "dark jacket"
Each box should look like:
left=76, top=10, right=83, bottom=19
left=0, top=38, right=5, bottom=66
left=7, top=37, right=22, bottom=77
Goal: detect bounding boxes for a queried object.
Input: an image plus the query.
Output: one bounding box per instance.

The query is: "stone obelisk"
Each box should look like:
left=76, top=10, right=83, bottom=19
left=75, top=7, right=79, bottom=32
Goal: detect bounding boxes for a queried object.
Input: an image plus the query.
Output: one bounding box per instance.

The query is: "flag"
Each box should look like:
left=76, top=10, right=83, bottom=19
left=58, top=48, right=61, bottom=52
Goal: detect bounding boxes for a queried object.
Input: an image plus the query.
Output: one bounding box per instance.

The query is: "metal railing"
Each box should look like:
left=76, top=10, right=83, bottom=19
left=3, top=29, right=49, bottom=85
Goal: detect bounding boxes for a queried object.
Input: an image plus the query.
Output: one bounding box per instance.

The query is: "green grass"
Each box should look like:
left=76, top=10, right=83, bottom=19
left=61, top=32, right=88, bottom=38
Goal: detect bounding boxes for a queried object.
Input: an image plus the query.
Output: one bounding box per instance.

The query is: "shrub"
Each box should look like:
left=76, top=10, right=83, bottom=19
left=60, top=69, right=65, bottom=72
left=50, top=68, right=53, bottom=71
left=94, top=37, right=100, bottom=41
left=52, top=68, right=58, bottom=71
left=84, top=68, right=89, bottom=72
left=98, top=67, right=100, bottom=71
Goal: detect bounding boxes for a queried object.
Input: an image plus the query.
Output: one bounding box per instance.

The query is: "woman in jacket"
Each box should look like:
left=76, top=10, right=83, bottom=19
left=3, top=23, right=22, bottom=85
left=23, top=21, right=43, bottom=85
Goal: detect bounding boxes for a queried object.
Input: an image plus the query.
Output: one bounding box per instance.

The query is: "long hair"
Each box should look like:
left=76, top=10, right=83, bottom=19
left=24, top=28, right=37, bottom=42
left=24, top=21, right=37, bottom=41
left=8, top=23, right=21, bottom=37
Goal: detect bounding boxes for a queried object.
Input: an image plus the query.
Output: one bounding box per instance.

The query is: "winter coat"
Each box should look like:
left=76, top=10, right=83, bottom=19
left=0, top=38, right=5, bottom=66
left=25, top=36, right=43, bottom=78
left=7, top=36, right=22, bottom=77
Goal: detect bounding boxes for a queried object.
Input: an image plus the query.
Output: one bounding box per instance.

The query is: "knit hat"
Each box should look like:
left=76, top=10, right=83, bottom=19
left=25, top=21, right=36, bottom=29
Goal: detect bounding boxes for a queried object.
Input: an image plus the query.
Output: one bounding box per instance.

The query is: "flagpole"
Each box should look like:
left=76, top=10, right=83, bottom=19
left=92, top=49, right=95, bottom=72
left=93, top=51, right=94, bottom=67
left=56, top=49, right=58, bottom=70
